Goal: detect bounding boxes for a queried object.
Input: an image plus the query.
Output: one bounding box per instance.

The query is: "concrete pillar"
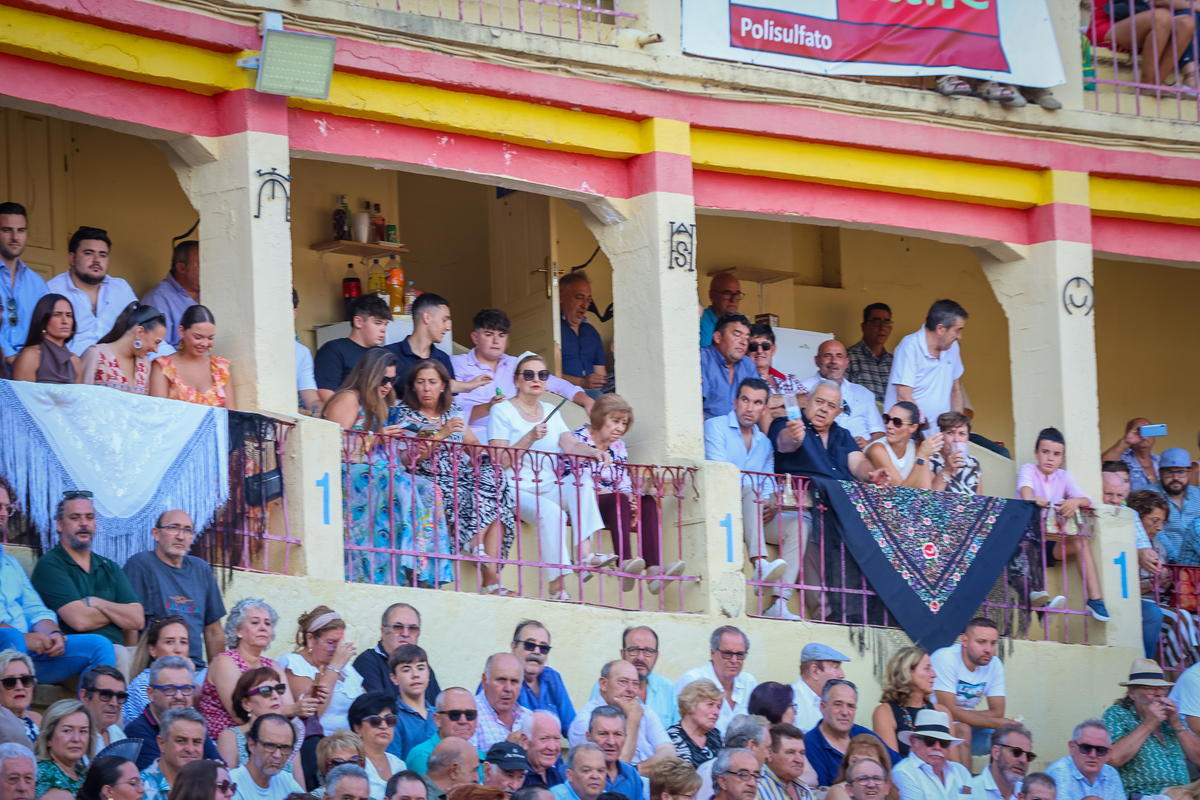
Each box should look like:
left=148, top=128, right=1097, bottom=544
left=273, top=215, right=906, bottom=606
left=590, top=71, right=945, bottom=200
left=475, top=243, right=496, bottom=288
left=167, top=91, right=295, bottom=413
left=277, top=414, right=346, bottom=580
left=581, top=118, right=703, bottom=463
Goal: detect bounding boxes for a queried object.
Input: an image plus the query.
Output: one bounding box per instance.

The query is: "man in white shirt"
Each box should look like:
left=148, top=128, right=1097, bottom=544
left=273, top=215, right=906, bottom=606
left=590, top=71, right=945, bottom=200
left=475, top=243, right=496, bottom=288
left=46, top=227, right=138, bottom=355
left=1170, top=660, right=1200, bottom=732
left=292, top=288, right=320, bottom=416
left=587, top=626, right=678, bottom=728
left=971, top=723, right=1035, bottom=800
left=674, top=626, right=758, bottom=736
left=799, top=340, right=885, bottom=449
left=231, top=714, right=304, bottom=800
left=931, top=618, right=1015, bottom=758
left=790, top=643, right=850, bottom=733
left=78, top=666, right=128, bottom=751
left=892, top=709, right=971, bottom=800
left=569, top=661, right=672, bottom=774
left=884, top=299, right=967, bottom=426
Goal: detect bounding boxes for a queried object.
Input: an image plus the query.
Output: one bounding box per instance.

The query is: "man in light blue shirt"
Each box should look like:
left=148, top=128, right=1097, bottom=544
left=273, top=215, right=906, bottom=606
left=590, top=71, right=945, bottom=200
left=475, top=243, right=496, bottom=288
left=891, top=709, right=972, bottom=800
left=550, top=744, right=606, bottom=800
left=0, top=202, right=48, bottom=367
left=700, top=314, right=757, bottom=420
left=46, top=227, right=138, bottom=355
left=585, top=706, right=642, bottom=799
left=0, top=478, right=115, bottom=683
left=705, top=378, right=799, bottom=620
left=142, top=240, right=200, bottom=346
left=700, top=273, right=743, bottom=348
left=1044, top=719, right=1126, bottom=800
left=588, top=626, right=677, bottom=728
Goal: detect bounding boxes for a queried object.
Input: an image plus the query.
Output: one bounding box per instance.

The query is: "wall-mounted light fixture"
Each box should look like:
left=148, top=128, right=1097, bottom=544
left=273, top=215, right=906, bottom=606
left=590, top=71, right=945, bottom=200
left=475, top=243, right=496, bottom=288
left=238, top=13, right=337, bottom=101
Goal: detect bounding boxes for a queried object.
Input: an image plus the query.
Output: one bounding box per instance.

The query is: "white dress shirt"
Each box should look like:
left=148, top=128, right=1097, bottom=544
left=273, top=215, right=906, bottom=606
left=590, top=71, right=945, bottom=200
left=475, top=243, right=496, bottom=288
left=674, top=662, right=757, bottom=736
left=799, top=376, right=885, bottom=441
left=568, top=696, right=670, bottom=764
left=970, top=766, right=1009, bottom=800
left=789, top=679, right=822, bottom=733
left=46, top=272, right=138, bottom=355
left=891, top=754, right=973, bottom=800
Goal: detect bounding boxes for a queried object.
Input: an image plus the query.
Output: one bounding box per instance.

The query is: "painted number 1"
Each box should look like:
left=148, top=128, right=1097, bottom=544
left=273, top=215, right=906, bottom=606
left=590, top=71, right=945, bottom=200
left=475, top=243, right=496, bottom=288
left=721, top=513, right=733, bottom=563
left=1114, top=551, right=1129, bottom=599
left=316, top=472, right=330, bottom=525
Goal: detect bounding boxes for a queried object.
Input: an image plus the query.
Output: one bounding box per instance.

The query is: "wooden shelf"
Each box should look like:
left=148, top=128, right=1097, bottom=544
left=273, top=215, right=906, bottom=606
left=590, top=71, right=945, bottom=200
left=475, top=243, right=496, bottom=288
left=708, top=266, right=799, bottom=285
left=311, top=240, right=410, bottom=257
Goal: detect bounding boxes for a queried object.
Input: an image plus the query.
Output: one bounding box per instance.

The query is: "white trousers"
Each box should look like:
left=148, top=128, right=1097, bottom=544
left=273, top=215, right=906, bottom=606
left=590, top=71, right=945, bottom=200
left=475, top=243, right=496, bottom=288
left=516, top=471, right=605, bottom=580
left=741, top=485, right=802, bottom=599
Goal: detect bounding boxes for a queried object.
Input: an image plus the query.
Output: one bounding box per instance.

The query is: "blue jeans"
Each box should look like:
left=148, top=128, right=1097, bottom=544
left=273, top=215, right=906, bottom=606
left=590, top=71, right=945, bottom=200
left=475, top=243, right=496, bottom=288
left=1143, top=599, right=1165, bottom=659
left=972, top=727, right=995, bottom=756
left=0, top=627, right=115, bottom=684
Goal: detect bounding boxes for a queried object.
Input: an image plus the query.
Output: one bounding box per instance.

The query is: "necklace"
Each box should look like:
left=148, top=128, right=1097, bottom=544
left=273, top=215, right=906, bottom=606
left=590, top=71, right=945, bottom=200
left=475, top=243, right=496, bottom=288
left=514, top=397, right=541, bottom=417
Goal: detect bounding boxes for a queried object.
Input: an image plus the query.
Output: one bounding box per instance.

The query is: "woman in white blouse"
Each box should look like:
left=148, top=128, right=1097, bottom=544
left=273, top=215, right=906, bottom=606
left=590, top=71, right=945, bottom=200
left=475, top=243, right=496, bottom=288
left=865, top=401, right=942, bottom=490
left=487, top=354, right=616, bottom=601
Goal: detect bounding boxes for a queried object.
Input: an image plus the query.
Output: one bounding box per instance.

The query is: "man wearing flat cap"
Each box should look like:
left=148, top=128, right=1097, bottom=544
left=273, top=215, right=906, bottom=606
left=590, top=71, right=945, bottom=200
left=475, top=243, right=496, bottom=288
left=1102, top=658, right=1200, bottom=796
left=891, top=709, right=971, bottom=799
left=790, top=643, right=850, bottom=734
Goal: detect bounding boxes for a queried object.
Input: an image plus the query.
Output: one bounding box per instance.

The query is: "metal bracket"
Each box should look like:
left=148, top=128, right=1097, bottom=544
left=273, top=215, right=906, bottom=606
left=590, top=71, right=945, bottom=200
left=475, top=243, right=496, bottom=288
left=237, top=56, right=261, bottom=69
left=255, top=168, right=292, bottom=221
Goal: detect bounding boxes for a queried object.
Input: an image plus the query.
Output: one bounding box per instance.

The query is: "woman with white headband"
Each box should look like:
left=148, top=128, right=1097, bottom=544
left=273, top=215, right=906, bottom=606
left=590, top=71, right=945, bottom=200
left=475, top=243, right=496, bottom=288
left=278, top=606, right=363, bottom=790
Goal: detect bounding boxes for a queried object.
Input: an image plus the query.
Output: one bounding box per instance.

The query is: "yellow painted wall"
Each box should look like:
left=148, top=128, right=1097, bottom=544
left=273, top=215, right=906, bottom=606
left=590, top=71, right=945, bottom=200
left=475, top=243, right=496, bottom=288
left=1096, top=257, right=1200, bottom=458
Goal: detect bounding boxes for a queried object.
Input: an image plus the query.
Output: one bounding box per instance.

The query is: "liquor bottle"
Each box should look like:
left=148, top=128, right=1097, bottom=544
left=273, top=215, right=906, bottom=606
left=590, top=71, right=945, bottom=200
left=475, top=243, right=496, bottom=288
left=342, top=263, right=362, bottom=321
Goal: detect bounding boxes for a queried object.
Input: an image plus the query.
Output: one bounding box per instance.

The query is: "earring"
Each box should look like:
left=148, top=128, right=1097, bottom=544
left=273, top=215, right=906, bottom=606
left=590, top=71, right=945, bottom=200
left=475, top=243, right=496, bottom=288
left=133, top=339, right=143, bottom=350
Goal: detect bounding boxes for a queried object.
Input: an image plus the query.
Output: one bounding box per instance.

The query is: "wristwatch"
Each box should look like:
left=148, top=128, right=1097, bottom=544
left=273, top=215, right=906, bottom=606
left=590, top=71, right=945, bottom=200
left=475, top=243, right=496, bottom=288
left=915, top=457, right=926, bottom=466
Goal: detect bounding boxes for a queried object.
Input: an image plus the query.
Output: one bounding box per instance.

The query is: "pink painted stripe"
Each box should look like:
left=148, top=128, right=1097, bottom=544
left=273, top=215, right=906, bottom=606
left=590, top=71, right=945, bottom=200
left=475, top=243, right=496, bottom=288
left=1028, top=202, right=1092, bottom=245
left=1093, top=216, right=1200, bottom=264
left=217, top=90, right=289, bottom=138
left=287, top=109, right=632, bottom=199
left=6, top=0, right=257, bottom=52
left=627, top=151, right=694, bottom=197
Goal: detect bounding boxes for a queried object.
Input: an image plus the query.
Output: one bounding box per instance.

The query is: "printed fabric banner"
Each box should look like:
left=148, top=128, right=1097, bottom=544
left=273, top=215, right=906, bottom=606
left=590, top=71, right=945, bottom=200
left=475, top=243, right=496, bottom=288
left=682, top=0, right=1066, bottom=87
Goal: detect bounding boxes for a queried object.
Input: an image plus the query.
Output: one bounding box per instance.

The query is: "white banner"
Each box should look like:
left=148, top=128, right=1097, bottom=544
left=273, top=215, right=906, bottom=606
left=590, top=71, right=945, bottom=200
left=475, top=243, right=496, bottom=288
left=682, top=0, right=1066, bottom=87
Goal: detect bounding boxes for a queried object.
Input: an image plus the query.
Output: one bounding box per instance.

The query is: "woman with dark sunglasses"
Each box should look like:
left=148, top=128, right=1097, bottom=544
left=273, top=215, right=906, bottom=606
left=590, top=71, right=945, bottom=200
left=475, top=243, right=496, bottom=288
left=349, top=693, right=405, bottom=798
left=0, top=650, right=40, bottom=744
left=311, top=731, right=367, bottom=798
left=864, top=401, right=942, bottom=490
left=165, top=759, right=235, bottom=800
left=217, top=667, right=305, bottom=778
left=746, top=324, right=805, bottom=432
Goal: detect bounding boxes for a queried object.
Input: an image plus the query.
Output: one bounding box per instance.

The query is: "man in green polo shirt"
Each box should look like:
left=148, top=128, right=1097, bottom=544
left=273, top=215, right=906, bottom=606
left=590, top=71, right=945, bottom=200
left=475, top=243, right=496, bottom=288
left=31, top=492, right=144, bottom=678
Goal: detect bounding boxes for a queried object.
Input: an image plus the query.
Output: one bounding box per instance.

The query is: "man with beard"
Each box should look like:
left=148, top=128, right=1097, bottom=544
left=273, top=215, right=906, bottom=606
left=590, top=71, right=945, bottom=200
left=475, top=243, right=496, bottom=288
left=589, top=627, right=678, bottom=728
left=0, top=202, right=48, bottom=371
left=931, top=618, right=1015, bottom=759
left=1150, top=448, right=1200, bottom=563
left=31, top=492, right=143, bottom=677
left=231, top=714, right=304, bottom=800
left=0, top=478, right=114, bottom=681
left=972, top=724, right=1036, bottom=799
left=45, top=227, right=137, bottom=355
left=510, top=621, right=575, bottom=730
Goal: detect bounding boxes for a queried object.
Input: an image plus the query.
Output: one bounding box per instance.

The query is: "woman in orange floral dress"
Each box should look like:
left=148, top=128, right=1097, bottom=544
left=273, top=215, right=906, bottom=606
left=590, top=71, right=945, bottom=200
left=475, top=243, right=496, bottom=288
left=149, top=304, right=238, bottom=409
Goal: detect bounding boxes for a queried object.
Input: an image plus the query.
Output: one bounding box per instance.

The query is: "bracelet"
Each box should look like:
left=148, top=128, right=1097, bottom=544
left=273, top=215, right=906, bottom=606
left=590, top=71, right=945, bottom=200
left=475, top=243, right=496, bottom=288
left=327, top=666, right=343, bottom=676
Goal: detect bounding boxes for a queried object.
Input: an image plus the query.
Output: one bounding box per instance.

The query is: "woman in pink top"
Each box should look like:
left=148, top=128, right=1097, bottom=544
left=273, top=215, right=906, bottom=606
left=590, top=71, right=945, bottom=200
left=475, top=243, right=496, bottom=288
left=1017, top=426, right=1108, bottom=621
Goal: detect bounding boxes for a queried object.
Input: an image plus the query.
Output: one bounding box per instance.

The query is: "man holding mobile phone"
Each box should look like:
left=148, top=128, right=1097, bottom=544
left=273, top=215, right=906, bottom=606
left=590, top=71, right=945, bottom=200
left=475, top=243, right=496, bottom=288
left=1101, top=418, right=1163, bottom=492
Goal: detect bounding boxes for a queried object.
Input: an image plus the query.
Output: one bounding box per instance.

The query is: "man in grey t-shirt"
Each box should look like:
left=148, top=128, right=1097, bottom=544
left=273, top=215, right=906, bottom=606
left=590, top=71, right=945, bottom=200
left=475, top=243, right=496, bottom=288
left=123, top=510, right=225, bottom=666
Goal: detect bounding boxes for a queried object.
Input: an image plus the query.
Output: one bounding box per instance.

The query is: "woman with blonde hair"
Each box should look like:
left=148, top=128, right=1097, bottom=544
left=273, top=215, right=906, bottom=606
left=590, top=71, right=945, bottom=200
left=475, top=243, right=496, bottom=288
left=571, top=393, right=685, bottom=593
left=312, top=731, right=367, bottom=797
left=667, top=681, right=724, bottom=767
left=34, top=699, right=95, bottom=800
left=823, top=734, right=899, bottom=800
left=648, top=757, right=701, bottom=800
left=870, top=646, right=954, bottom=760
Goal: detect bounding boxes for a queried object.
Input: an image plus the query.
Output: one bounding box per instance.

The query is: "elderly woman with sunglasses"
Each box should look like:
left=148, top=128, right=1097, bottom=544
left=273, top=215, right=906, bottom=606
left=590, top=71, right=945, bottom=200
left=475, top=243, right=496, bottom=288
left=349, top=693, right=405, bottom=799
left=310, top=731, right=367, bottom=798
left=487, top=353, right=615, bottom=601
left=747, top=324, right=806, bottom=431
left=216, top=667, right=305, bottom=777
left=0, top=651, right=40, bottom=744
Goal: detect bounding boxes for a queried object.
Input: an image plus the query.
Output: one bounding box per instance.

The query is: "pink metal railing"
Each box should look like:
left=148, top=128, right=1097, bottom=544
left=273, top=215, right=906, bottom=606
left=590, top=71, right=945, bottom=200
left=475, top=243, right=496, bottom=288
left=740, top=472, right=1097, bottom=644
left=354, top=0, right=637, bottom=43
left=1152, top=565, right=1200, bottom=678
left=340, top=430, right=699, bottom=610
left=1084, top=0, right=1200, bottom=120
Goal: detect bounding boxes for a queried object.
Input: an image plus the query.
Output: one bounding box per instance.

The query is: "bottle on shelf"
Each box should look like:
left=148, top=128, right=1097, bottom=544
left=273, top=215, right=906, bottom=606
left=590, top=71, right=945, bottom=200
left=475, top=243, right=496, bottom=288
left=342, top=262, right=362, bottom=321
left=333, top=194, right=350, bottom=241
left=387, top=259, right=406, bottom=317
left=367, top=259, right=387, bottom=296
left=353, top=200, right=371, bottom=244
left=372, top=203, right=387, bottom=243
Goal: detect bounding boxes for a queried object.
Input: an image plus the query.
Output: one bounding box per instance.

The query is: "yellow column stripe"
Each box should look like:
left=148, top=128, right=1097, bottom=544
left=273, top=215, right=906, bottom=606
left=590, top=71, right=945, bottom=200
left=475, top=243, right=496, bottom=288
left=639, top=118, right=691, bottom=157
left=1042, top=170, right=1090, bottom=206
left=1091, top=176, right=1200, bottom=226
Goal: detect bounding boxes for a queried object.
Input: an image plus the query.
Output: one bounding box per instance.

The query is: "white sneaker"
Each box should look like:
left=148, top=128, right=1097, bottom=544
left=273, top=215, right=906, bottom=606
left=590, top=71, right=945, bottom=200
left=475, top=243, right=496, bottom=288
left=649, top=561, right=686, bottom=595
left=1048, top=595, right=1067, bottom=609
left=620, top=558, right=647, bottom=592
left=1030, top=591, right=1050, bottom=607
left=753, top=559, right=788, bottom=596
left=764, top=598, right=802, bottom=620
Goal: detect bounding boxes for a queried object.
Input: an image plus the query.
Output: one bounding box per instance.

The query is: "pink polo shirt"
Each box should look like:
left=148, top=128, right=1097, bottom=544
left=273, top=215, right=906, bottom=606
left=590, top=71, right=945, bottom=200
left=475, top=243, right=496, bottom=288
left=1017, top=463, right=1095, bottom=505
left=450, top=349, right=582, bottom=441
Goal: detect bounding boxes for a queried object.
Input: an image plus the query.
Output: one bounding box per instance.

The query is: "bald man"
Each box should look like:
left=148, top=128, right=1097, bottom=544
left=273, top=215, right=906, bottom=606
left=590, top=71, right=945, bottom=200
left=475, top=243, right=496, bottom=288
left=799, top=340, right=885, bottom=449
left=472, top=654, right=532, bottom=752
left=701, top=273, right=744, bottom=348
left=424, top=737, right=481, bottom=800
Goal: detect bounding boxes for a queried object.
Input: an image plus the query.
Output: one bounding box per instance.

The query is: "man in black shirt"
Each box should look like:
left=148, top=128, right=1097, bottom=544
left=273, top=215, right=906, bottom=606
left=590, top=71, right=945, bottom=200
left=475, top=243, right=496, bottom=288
left=354, top=602, right=441, bottom=705
left=314, top=295, right=393, bottom=404
left=385, top=293, right=490, bottom=395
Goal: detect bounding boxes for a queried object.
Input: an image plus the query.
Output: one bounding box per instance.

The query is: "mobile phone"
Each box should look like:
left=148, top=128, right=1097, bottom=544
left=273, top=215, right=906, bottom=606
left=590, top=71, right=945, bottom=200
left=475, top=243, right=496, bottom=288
left=1140, top=423, right=1167, bottom=438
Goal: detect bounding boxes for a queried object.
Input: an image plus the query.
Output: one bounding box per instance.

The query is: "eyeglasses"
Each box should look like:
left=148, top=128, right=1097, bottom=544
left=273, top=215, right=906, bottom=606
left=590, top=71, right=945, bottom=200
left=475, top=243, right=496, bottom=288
left=114, top=777, right=145, bottom=791
left=518, top=370, right=551, bottom=382
left=1000, top=744, right=1037, bottom=761
left=746, top=342, right=773, bottom=353
left=1162, top=468, right=1191, bottom=478
left=246, top=683, right=287, bottom=699
left=387, top=623, right=421, bottom=636
left=62, top=490, right=93, bottom=500
left=865, top=318, right=893, bottom=326
left=849, top=776, right=886, bottom=786
left=715, top=291, right=745, bottom=301
left=150, top=683, right=196, bottom=697
left=363, top=714, right=398, bottom=728
left=214, top=781, right=237, bottom=796
left=89, top=688, right=130, bottom=704
left=250, top=739, right=295, bottom=756
left=328, top=757, right=367, bottom=769
left=517, top=640, right=552, bottom=655
left=156, top=524, right=195, bottom=536
left=624, top=646, right=658, bottom=657
left=716, top=649, right=747, bottom=661
left=918, top=736, right=948, bottom=748
left=5, top=297, right=16, bottom=327
left=439, top=710, right=478, bottom=722
left=1073, top=741, right=1111, bottom=757
left=725, top=770, right=761, bottom=782
left=883, top=415, right=910, bottom=427
left=0, top=675, right=34, bottom=690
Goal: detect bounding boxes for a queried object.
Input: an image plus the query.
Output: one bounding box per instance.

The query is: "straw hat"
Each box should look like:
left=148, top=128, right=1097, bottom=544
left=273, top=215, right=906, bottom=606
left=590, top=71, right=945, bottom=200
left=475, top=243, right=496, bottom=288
left=896, top=709, right=965, bottom=746
left=1119, top=658, right=1174, bottom=688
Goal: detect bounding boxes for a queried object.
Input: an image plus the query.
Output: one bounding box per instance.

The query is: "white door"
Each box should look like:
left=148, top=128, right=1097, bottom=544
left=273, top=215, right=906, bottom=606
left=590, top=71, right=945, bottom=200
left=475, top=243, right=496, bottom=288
left=1, top=110, right=70, bottom=279
left=488, top=191, right=559, bottom=368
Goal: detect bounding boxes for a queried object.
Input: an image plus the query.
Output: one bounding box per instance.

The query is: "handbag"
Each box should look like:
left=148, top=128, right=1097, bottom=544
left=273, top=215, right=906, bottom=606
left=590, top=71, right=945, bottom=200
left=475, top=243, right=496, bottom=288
left=245, top=468, right=283, bottom=507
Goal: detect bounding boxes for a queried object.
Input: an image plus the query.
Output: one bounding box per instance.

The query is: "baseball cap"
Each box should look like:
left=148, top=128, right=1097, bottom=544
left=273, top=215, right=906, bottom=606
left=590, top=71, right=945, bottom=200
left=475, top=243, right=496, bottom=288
left=800, top=643, right=851, bottom=663
left=1161, top=447, right=1191, bottom=470
left=486, top=742, right=531, bottom=772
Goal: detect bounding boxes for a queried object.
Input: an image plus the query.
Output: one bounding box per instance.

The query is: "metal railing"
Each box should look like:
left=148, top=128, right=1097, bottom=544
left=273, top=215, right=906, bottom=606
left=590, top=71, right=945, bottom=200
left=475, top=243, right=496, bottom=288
left=1084, top=0, right=1200, bottom=120
left=1151, top=564, right=1200, bottom=678
left=741, top=472, right=1099, bottom=644
left=349, top=0, right=637, bottom=43
left=340, top=430, right=699, bottom=610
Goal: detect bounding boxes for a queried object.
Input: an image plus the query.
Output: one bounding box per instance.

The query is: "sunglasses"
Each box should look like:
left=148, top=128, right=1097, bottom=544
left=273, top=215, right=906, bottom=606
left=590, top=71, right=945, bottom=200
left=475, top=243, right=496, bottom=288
left=381, top=378, right=395, bottom=389
left=440, top=709, right=478, bottom=722
left=517, top=640, right=552, bottom=655
left=247, top=683, right=287, bottom=699
left=518, top=370, right=551, bottom=382
left=0, top=675, right=34, bottom=690
left=363, top=714, right=398, bottom=728
left=328, top=757, right=366, bottom=769
left=1073, top=741, right=1111, bottom=757
left=89, top=688, right=130, bottom=704
left=215, top=782, right=237, bottom=796
left=63, top=489, right=94, bottom=500
left=746, top=342, right=773, bottom=353
left=883, top=415, right=912, bottom=427
left=918, top=736, right=948, bottom=748
left=5, top=297, right=15, bottom=327
left=1000, top=744, right=1037, bottom=761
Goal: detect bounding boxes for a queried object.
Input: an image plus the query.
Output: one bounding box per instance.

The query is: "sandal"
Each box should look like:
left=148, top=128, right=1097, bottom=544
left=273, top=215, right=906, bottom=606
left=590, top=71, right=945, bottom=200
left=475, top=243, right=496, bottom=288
left=649, top=560, right=687, bottom=595
left=976, top=80, right=1026, bottom=107
left=1022, top=87, right=1062, bottom=109
left=620, top=558, right=647, bottom=593
left=580, top=552, right=619, bottom=583
left=549, top=590, right=573, bottom=602
left=482, top=584, right=513, bottom=596
left=935, top=75, right=972, bottom=96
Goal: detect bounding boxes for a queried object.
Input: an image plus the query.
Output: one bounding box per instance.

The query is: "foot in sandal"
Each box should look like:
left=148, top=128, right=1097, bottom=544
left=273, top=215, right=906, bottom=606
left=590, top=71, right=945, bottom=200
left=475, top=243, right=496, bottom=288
left=935, top=75, right=972, bottom=96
